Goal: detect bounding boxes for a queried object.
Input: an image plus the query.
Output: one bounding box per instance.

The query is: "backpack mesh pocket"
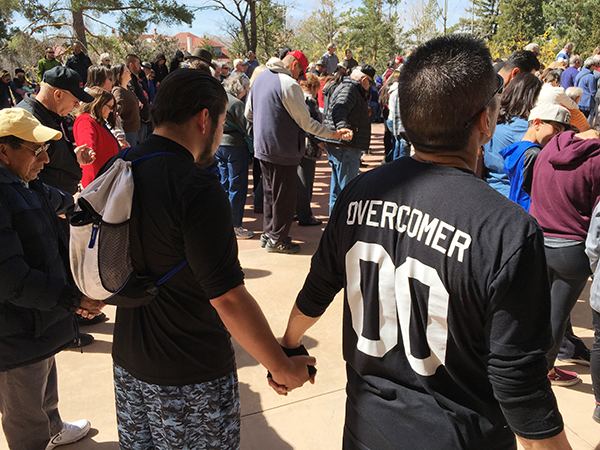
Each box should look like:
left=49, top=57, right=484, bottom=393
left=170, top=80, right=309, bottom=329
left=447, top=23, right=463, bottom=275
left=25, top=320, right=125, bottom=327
left=98, top=222, right=133, bottom=293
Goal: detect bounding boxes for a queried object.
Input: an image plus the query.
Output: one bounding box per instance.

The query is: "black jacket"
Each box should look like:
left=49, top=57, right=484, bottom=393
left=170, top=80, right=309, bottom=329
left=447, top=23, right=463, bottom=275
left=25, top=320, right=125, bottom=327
left=65, top=52, right=92, bottom=84
left=321, top=78, right=371, bottom=151
left=169, top=50, right=184, bottom=73
left=18, top=94, right=82, bottom=194
left=0, top=169, right=80, bottom=371
left=152, top=53, right=169, bottom=85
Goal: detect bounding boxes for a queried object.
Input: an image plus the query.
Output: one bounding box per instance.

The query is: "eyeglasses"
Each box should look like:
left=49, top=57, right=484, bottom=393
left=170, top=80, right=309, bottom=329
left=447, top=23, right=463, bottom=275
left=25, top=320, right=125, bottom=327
left=21, top=142, right=50, bottom=157
left=105, top=103, right=115, bottom=111
left=464, top=73, right=505, bottom=128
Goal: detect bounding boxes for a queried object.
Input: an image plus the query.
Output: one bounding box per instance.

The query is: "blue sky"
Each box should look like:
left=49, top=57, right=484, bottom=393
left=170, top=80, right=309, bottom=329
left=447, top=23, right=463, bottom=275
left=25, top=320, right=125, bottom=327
left=13, top=0, right=471, bottom=45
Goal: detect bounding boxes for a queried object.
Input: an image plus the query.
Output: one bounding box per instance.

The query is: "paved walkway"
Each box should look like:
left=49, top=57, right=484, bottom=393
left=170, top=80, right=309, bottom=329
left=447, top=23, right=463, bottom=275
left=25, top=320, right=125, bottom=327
left=1, top=124, right=599, bottom=449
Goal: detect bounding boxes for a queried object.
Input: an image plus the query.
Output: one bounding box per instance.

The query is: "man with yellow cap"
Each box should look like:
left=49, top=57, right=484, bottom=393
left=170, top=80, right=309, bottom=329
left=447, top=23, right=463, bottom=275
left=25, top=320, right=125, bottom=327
left=0, top=108, right=104, bottom=449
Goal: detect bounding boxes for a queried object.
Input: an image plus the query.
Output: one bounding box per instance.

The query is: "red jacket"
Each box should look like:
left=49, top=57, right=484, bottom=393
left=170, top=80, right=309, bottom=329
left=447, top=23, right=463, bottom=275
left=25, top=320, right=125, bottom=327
left=73, top=113, right=120, bottom=188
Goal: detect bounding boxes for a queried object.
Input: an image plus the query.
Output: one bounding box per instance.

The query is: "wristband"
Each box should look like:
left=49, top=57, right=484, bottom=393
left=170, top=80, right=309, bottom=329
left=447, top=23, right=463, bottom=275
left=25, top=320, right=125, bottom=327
left=267, top=344, right=317, bottom=379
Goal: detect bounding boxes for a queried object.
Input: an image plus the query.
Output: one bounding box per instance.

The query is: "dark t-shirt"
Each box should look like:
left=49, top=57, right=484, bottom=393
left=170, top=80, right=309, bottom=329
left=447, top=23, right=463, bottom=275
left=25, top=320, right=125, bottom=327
left=111, top=135, right=244, bottom=386
left=297, top=157, right=563, bottom=449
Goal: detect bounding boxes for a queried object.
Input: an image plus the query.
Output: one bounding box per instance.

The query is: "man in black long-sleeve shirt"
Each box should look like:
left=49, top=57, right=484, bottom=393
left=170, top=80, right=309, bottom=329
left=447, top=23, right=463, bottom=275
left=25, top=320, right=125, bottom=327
left=126, top=54, right=151, bottom=143
left=278, top=35, right=572, bottom=450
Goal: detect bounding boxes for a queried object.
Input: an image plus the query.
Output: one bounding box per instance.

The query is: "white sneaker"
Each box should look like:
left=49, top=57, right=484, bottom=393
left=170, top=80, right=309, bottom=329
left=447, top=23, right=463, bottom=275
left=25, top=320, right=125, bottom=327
left=234, top=227, right=254, bottom=239
left=46, top=420, right=91, bottom=449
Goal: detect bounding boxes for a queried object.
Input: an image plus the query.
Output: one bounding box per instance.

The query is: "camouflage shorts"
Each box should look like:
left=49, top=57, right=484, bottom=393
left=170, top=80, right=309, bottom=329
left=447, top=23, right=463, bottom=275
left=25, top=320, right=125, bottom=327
left=113, top=364, right=240, bottom=450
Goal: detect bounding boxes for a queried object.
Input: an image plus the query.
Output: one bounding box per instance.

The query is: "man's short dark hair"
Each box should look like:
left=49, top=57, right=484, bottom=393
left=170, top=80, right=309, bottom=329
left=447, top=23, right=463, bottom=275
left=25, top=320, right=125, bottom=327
left=504, top=50, right=540, bottom=73
left=125, top=54, right=139, bottom=67
left=398, top=35, right=497, bottom=153
left=0, top=135, right=24, bottom=149
left=151, top=69, right=227, bottom=127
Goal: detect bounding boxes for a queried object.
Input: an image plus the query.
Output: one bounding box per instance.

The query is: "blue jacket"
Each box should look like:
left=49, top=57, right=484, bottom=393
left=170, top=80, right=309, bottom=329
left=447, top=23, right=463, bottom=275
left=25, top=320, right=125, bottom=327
left=575, top=68, right=596, bottom=112
left=500, top=140, right=541, bottom=211
left=0, top=168, right=79, bottom=371
left=483, top=118, right=528, bottom=198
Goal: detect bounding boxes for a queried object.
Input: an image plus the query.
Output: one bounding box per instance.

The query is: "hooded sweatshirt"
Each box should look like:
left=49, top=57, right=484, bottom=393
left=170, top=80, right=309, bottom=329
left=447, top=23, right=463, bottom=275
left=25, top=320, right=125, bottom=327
left=500, top=140, right=541, bottom=211
left=529, top=131, right=600, bottom=240
left=245, top=58, right=334, bottom=166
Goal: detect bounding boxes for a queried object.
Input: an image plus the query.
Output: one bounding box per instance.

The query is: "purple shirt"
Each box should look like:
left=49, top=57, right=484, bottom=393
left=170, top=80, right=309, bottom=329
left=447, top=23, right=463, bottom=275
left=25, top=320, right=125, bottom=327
left=561, top=66, right=579, bottom=90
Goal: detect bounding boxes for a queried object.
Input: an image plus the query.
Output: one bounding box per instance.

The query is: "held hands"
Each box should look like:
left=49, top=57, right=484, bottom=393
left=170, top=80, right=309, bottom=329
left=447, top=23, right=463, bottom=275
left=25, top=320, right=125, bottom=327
left=74, top=144, right=96, bottom=166
left=267, top=345, right=317, bottom=396
left=332, top=127, right=353, bottom=141
left=76, top=295, right=106, bottom=319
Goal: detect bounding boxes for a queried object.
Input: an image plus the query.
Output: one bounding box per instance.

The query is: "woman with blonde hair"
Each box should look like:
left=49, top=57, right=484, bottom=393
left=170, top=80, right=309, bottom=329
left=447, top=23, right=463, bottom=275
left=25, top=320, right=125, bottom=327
left=73, top=87, right=120, bottom=187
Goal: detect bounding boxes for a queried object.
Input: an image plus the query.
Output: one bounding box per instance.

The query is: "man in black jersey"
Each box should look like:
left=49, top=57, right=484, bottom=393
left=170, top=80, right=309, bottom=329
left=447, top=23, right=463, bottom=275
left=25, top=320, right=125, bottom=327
left=278, top=36, right=572, bottom=450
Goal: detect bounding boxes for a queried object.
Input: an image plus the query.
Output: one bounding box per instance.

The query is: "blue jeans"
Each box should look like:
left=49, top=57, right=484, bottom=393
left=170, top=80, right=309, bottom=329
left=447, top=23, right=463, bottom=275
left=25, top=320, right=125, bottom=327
left=385, top=119, right=410, bottom=160
left=327, top=145, right=361, bottom=215
left=215, top=146, right=250, bottom=228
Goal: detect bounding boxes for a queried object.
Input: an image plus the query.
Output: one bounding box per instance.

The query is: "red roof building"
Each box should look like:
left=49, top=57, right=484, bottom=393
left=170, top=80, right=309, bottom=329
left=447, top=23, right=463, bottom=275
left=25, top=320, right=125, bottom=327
left=172, top=32, right=230, bottom=61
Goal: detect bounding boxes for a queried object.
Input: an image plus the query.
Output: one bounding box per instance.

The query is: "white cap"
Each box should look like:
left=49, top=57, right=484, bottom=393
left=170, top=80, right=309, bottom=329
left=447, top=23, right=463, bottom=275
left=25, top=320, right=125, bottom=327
left=524, top=43, right=541, bottom=56
left=528, top=104, right=572, bottom=129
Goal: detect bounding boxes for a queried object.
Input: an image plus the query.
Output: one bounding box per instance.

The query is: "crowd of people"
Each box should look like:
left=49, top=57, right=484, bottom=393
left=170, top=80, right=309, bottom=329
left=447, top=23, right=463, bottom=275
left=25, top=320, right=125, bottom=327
left=0, top=34, right=598, bottom=450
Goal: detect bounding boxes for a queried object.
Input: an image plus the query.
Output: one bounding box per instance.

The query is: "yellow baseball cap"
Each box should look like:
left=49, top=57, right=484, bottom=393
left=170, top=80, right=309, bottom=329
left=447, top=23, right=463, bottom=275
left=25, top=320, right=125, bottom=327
left=0, top=108, right=62, bottom=142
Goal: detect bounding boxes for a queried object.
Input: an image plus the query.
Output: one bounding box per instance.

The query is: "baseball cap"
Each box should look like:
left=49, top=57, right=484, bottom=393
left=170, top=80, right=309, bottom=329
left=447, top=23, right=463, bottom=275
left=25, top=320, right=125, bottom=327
left=43, top=66, right=94, bottom=102
left=528, top=104, right=572, bottom=129
left=316, top=60, right=324, bottom=66
left=524, top=43, right=541, bottom=57
left=141, top=61, right=152, bottom=70
left=360, top=64, right=376, bottom=81
left=0, top=108, right=62, bottom=142
left=290, top=50, right=309, bottom=73
left=375, top=77, right=383, bottom=86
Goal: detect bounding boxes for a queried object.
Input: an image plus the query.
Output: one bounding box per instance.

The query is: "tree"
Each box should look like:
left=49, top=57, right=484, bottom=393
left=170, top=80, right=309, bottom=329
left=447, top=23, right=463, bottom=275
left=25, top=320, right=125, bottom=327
left=453, top=0, right=500, bottom=39
left=342, top=0, right=401, bottom=73
left=205, top=0, right=257, bottom=53
left=543, top=0, right=597, bottom=53
left=9, top=0, right=195, bottom=50
left=293, top=0, right=343, bottom=61
left=404, top=0, right=441, bottom=46
left=494, top=0, right=544, bottom=46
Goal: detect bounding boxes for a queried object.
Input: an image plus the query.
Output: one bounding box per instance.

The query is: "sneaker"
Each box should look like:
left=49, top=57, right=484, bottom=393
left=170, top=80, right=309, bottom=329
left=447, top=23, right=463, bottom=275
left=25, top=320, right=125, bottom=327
left=557, top=355, right=591, bottom=366
left=298, top=217, right=323, bottom=227
left=234, top=227, right=254, bottom=240
left=594, top=403, right=600, bottom=424
left=46, top=420, right=91, bottom=449
left=266, top=238, right=301, bottom=254
left=260, top=233, right=269, bottom=248
left=77, top=312, right=109, bottom=326
left=547, top=367, right=581, bottom=386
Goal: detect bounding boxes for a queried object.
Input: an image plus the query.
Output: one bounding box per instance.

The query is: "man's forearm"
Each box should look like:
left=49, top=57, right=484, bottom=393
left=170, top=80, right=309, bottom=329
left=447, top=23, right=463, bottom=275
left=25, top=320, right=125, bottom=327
left=211, top=284, right=290, bottom=374
left=280, top=302, right=321, bottom=349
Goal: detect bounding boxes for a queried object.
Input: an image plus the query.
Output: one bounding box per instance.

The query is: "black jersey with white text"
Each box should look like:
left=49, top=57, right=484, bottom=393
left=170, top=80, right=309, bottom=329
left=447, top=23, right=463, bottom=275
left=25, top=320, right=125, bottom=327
left=297, top=157, right=563, bottom=450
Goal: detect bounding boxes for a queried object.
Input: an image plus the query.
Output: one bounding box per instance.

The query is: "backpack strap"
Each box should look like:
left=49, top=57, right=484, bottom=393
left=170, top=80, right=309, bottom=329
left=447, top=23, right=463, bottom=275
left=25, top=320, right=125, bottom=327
left=155, top=259, right=188, bottom=286
left=124, top=150, right=188, bottom=288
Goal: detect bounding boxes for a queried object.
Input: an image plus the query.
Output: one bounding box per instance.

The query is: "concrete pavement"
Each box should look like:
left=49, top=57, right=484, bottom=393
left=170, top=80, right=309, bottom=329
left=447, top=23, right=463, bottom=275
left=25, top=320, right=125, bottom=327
left=1, top=124, right=598, bottom=449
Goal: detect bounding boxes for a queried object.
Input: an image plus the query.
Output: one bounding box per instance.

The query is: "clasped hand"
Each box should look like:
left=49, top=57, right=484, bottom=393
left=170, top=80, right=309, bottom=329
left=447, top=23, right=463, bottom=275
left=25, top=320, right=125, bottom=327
left=332, top=127, right=354, bottom=141
left=267, top=355, right=317, bottom=396
left=76, top=295, right=106, bottom=319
